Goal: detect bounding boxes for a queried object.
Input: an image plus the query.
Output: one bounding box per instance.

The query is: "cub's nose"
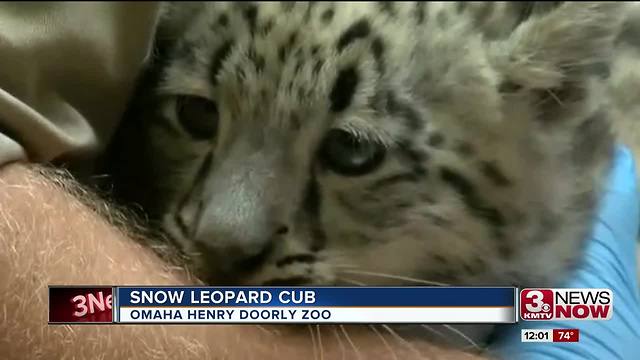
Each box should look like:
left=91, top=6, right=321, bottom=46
left=194, top=209, right=288, bottom=275
left=187, top=141, right=294, bottom=280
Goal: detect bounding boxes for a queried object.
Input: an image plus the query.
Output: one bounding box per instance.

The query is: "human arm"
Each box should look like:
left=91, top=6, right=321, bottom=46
left=0, top=162, right=485, bottom=360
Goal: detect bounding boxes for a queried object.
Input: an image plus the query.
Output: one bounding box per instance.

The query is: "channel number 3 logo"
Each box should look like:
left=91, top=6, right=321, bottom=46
left=525, top=290, right=551, bottom=313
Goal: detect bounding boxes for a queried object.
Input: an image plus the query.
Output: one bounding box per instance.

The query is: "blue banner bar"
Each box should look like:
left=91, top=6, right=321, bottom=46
left=117, top=287, right=516, bottom=307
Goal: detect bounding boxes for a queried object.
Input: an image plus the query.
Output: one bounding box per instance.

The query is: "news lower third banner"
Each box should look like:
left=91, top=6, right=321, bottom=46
left=49, top=286, right=517, bottom=324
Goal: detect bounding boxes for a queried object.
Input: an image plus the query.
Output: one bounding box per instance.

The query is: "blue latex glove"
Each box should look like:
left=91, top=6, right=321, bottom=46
left=488, top=145, right=640, bottom=359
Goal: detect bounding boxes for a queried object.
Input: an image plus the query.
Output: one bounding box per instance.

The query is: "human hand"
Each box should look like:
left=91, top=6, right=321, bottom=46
left=488, top=145, right=640, bottom=359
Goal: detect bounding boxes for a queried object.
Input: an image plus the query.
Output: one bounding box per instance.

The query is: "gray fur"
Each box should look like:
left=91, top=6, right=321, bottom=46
left=107, top=2, right=634, bottom=301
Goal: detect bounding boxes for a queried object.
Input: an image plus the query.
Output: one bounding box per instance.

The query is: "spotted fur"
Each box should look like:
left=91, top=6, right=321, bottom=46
left=108, top=2, right=635, bottom=296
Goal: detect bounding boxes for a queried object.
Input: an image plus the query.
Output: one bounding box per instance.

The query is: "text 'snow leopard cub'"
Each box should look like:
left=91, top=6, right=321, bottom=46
left=108, top=2, right=637, bottom=295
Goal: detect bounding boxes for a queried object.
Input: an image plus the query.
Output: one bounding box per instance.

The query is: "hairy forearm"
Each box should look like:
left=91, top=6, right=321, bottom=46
left=0, top=162, right=238, bottom=358
left=0, top=162, right=484, bottom=360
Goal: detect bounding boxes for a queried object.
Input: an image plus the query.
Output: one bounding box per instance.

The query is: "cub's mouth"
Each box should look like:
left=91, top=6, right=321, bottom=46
left=193, top=251, right=451, bottom=288
left=191, top=248, right=338, bottom=287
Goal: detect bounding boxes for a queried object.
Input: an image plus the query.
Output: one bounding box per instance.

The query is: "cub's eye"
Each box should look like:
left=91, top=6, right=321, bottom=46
left=318, top=129, right=386, bottom=176
left=176, top=95, right=219, bottom=140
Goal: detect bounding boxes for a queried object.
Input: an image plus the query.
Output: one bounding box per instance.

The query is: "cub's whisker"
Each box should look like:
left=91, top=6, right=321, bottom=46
left=331, top=325, right=347, bottom=360
left=308, top=324, right=319, bottom=360
left=332, top=263, right=359, bottom=271
left=381, top=324, right=426, bottom=360
left=341, top=269, right=450, bottom=286
left=256, top=324, right=279, bottom=337
left=337, top=278, right=366, bottom=286
left=368, top=325, right=399, bottom=360
left=440, top=324, right=481, bottom=350
left=339, top=325, right=362, bottom=360
left=316, top=325, right=325, bottom=360
left=419, top=324, right=449, bottom=342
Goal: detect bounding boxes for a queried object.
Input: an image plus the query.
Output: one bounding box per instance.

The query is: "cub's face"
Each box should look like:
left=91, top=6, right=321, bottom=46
left=111, top=2, right=620, bottom=287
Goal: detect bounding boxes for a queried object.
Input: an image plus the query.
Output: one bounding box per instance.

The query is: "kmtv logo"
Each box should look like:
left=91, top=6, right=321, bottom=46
left=520, top=289, right=612, bottom=321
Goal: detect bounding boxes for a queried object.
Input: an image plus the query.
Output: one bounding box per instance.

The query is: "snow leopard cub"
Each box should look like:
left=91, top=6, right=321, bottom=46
left=108, top=2, right=628, bottom=293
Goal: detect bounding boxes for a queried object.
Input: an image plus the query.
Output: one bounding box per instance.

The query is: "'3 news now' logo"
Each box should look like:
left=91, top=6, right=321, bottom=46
left=520, top=289, right=612, bottom=321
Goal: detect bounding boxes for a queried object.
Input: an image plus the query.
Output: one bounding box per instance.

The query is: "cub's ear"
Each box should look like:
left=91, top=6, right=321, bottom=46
left=156, top=2, right=204, bottom=38
left=152, top=3, right=207, bottom=61
left=491, top=2, right=625, bottom=119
